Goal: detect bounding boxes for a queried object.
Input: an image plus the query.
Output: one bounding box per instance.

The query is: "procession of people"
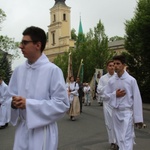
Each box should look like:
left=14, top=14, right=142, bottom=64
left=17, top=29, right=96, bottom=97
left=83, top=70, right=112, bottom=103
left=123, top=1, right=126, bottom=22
left=0, top=26, right=144, bottom=150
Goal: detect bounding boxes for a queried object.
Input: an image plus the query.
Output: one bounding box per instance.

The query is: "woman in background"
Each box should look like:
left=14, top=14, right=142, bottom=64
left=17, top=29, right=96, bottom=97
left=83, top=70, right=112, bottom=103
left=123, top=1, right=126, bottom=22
left=66, top=76, right=80, bottom=121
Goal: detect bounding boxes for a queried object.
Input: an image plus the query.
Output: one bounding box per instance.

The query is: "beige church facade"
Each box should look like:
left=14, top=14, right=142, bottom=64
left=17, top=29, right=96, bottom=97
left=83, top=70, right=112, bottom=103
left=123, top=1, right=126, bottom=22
left=44, top=0, right=74, bottom=62
left=44, top=0, right=126, bottom=62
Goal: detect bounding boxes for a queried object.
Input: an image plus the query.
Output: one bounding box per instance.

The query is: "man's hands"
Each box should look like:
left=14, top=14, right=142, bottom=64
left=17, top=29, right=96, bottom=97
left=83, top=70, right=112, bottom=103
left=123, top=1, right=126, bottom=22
left=11, top=96, right=26, bottom=109
left=116, top=89, right=126, bottom=97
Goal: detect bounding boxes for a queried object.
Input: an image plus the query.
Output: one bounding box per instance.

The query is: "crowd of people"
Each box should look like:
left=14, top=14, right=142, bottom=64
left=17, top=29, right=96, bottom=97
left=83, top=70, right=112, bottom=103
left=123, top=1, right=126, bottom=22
left=0, top=26, right=144, bottom=150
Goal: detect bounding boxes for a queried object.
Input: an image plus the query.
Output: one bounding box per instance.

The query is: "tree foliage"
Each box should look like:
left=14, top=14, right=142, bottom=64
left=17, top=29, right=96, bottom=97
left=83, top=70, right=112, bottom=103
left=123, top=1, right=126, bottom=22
left=54, top=20, right=113, bottom=83
left=109, top=36, right=124, bottom=42
left=71, top=28, right=77, bottom=41
left=0, top=8, right=19, bottom=59
left=53, top=52, right=69, bottom=79
left=0, top=8, right=6, bottom=30
left=0, top=35, right=20, bottom=59
left=0, top=8, right=20, bottom=83
left=124, top=0, right=150, bottom=103
left=0, top=52, right=12, bottom=84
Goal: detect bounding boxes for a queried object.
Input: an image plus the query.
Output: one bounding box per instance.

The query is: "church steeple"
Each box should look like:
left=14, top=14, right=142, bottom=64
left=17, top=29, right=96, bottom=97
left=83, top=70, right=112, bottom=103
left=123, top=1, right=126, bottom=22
left=78, top=16, right=83, bottom=34
left=55, top=0, right=66, bottom=5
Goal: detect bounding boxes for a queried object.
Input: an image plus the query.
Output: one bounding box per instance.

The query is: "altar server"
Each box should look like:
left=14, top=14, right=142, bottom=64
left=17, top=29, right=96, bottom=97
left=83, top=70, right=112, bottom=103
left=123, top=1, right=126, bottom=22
left=104, top=55, right=143, bottom=150
left=8, top=26, right=70, bottom=150
left=97, top=60, right=117, bottom=150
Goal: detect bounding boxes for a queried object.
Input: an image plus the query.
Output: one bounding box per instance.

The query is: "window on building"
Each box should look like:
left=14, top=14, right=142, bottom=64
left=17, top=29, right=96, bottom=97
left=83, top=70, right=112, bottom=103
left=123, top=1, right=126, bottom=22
left=63, top=13, right=66, bottom=21
left=53, top=14, right=56, bottom=22
left=52, top=32, right=55, bottom=45
left=46, top=32, right=48, bottom=41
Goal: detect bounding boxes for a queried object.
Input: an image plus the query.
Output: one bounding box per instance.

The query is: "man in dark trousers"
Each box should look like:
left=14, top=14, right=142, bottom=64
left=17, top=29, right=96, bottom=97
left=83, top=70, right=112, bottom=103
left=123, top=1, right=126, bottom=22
left=76, top=77, right=84, bottom=113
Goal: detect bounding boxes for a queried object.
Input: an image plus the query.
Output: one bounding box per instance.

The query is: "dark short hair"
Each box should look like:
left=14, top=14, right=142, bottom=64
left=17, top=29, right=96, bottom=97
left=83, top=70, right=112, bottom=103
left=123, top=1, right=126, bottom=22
left=113, top=55, right=126, bottom=64
left=106, top=60, right=114, bottom=66
left=69, top=76, right=74, bottom=80
left=22, top=26, right=47, bottom=52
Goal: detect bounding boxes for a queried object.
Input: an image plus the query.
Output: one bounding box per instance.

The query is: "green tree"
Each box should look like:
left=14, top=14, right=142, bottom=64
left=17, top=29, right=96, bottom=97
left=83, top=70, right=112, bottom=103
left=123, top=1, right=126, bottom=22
left=71, top=28, right=77, bottom=41
left=0, top=35, right=19, bottom=59
left=0, top=8, right=6, bottom=30
left=0, top=8, right=19, bottom=59
left=54, top=20, right=113, bottom=83
left=109, top=36, right=124, bottom=42
left=53, top=52, right=69, bottom=79
left=0, top=52, right=12, bottom=84
left=124, top=0, right=150, bottom=103
left=0, top=8, right=19, bottom=83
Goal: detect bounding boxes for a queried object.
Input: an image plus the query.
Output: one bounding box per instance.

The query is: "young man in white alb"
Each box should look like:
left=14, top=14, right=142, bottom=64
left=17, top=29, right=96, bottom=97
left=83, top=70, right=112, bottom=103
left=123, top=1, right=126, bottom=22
left=83, top=83, right=91, bottom=106
left=104, top=55, right=143, bottom=150
left=7, top=26, right=70, bottom=150
left=97, top=60, right=117, bottom=150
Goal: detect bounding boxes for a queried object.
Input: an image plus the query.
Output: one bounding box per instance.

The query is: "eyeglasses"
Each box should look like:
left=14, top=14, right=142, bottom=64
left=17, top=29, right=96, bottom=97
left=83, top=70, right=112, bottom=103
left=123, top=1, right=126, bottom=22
left=20, top=40, right=36, bottom=46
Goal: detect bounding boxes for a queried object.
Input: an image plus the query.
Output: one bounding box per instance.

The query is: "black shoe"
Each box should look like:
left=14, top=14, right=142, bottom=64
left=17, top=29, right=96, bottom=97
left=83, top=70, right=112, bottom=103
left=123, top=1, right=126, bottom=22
left=99, top=103, right=103, bottom=106
left=0, top=126, right=6, bottom=129
left=114, top=145, right=119, bottom=150
left=110, top=143, right=119, bottom=150
left=4, top=123, right=8, bottom=127
left=0, top=123, right=8, bottom=129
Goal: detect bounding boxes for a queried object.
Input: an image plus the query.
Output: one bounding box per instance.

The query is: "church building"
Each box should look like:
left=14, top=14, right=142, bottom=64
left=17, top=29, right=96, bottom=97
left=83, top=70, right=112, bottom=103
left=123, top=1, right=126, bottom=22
left=44, top=0, right=126, bottom=61
left=44, top=0, right=75, bottom=61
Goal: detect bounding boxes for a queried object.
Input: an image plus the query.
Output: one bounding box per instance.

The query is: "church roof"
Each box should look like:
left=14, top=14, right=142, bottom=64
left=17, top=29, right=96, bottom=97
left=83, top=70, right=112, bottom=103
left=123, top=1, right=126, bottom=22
left=55, top=0, right=66, bottom=5
left=108, top=40, right=124, bottom=48
left=108, top=40, right=125, bottom=51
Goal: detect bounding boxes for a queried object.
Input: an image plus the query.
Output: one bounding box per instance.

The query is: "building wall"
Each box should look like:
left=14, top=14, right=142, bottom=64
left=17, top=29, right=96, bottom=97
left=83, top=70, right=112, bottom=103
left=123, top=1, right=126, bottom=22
left=108, top=39, right=126, bottom=54
left=44, top=2, right=74, bottom=62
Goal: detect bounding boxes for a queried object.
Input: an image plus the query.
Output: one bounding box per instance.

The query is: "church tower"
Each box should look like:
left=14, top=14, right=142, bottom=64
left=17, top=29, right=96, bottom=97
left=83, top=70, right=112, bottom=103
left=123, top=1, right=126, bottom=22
left=44, top=0, right=75, bottom=61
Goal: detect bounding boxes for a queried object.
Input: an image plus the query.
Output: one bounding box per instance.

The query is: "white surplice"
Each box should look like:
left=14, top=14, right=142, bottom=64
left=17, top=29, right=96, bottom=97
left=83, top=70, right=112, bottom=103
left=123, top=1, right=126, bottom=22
left=0, top=81, right=10, bottom=125
left=104, top=71, right=143, bottom=150
left=97, top=73, right=116, bottom=144
left=7, top=53, right=70, bottom=150
left=83, top=86, right=91, bottom=104
left=66, top=82, right=79, bottom=103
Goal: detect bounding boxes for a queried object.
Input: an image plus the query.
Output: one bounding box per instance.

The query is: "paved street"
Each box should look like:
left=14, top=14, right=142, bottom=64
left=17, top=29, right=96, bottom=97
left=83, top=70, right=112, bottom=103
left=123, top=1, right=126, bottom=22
left=0, top=100, right=150, bottom=150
